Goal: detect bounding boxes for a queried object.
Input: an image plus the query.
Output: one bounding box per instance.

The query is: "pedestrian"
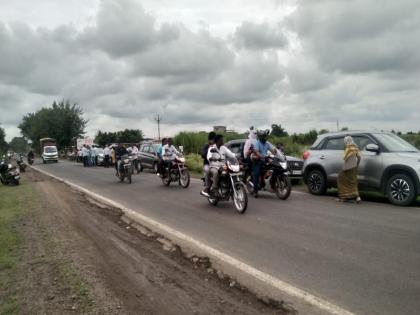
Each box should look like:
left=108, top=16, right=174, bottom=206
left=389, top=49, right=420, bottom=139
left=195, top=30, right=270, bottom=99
left=131, top=143, right=139, bottom=172
left=337, top=136, right=362, bottom=203
left=276, top=142, right=285, bottom=153
left=111, top=145, right=116, bottom=166
left=82, top=145, right=89, bottom=167
left=103, top=145, right=110, bottom=168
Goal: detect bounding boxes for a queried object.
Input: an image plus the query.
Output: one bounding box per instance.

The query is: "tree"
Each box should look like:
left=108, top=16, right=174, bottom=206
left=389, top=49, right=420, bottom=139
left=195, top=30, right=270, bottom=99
left=0, top=126, right=8, bottom=154
left=95, top=129, right=144, bottom=147
left=9, top=137, right=28, bottom=153
left=19, top=101, right=87, bottom=152
left=271, top=124, right=288, bottom=137
left=319, top=129, right=329, bottom=135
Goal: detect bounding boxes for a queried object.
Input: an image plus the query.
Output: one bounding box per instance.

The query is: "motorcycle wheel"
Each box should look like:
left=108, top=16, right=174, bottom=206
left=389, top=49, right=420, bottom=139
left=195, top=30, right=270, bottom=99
left=233, top=182, right=248, bottom=214
left=1, top=178, right=7, bottom=185
left=119, top=173, right=124, bottom=182
left=274, top=174, right=291, bottom=200
left=179, top=169, right=190, bottom=188
left=245, top=175, right=254, bottom=193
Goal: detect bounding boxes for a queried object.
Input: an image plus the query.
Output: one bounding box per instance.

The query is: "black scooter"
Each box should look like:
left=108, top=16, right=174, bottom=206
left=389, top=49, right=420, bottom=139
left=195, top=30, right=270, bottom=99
left=0, top=157, right=20, bottom=185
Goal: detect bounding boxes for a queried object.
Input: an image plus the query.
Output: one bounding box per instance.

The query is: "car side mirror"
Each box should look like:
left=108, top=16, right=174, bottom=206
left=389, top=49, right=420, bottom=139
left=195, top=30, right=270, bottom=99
left=366, top=143, right=380, bottom=153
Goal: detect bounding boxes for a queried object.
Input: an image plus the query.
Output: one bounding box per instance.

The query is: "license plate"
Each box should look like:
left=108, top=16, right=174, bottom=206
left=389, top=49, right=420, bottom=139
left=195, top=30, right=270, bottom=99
left=292, top=170, right=302, bottom=175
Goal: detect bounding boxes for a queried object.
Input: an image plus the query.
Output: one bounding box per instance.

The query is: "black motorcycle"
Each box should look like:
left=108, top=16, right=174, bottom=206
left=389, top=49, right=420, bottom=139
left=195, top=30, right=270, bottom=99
left=17, top=155, right=27, bottom=172
left=246, top=152, right=291, bottom=200
left=0, top=158, right=20, bottom=185
left=27, top=155, right=34, bottom=165
left=201, top=159, right=248, bottom=214
left=117, top=155, right=132, bottom=184
left=161, top=156, right=190, bottom=188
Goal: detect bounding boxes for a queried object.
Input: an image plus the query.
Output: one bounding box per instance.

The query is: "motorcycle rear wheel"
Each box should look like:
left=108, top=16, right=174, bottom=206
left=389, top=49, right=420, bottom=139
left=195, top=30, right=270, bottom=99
left=233, top=183, right=248, bottom=214
left=274, top=174, right=291, bottom=200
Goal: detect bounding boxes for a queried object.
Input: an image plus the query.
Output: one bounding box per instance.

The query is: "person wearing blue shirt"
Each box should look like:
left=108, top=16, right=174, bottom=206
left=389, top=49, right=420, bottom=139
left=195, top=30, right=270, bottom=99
left=252, top=129, right=277, bottom=198
left=156, top=138, right=167, bottom=176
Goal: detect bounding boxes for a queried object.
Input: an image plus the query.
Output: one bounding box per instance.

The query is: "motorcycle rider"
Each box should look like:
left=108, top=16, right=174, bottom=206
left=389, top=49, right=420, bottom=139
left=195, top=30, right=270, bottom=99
left=201, top=131, right=216, bottom=194
left=115, top=143, right=128, bottom=176
left=27, top=149, right=34, bottom=163
left=207, top=134, right=236, bottom=196
left=156, top=138, right=167, bottom=176
left=162, top=138, right=181, bottom=177
left=252, top=129, right=277, bottom=198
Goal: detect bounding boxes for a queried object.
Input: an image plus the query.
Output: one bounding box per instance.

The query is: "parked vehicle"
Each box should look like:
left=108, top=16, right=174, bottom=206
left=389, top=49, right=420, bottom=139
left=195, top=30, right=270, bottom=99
left=225, top=139, right=304, bottom=181
left=138, top=142, right=160, bottom=173
left=0, top=156, right=20, bottom=185
left=245, top=151, right=291, bottom=200
left=161, top=156, right=190, bottom=188
left=200, top=159, right=248, bottom=214
left=117, top=155, right=132, bottom=184
left=303, top=131, right=420, bottom=206
left=40, top=138, right=58, bottom=163
left=95, top=148, right=105, bottom=166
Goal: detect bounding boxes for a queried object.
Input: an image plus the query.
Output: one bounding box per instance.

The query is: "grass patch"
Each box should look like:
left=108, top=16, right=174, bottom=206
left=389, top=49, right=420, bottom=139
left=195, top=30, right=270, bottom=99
left=185, top=153, right=204, bottom=176
left=0, top=180, right=31, bottom=314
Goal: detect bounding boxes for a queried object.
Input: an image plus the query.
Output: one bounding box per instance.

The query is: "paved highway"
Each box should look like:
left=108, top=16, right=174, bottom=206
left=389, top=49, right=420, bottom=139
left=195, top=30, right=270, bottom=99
left=33, top=160, right=420, bottom=315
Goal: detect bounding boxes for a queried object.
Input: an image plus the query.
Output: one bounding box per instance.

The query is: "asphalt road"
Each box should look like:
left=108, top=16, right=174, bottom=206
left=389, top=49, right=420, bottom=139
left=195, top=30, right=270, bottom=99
left=33, top=160, right=420, bottom=315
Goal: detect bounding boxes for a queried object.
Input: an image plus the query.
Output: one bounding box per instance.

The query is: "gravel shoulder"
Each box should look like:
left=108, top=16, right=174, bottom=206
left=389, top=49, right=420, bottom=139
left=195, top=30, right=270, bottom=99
left=1, top=168, right=291, bottom=315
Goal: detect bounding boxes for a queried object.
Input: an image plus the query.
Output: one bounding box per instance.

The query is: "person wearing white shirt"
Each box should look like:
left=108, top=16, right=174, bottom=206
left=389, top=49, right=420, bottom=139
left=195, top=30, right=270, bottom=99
left=103, top=145, right=111, bottom=168
left=81, top=145, right=89, bottom=167
left=207, top=135, right=236, bottom=193
left=131, top=144, right=139, bottom=172
left=162, top=138, right=182, bottom=177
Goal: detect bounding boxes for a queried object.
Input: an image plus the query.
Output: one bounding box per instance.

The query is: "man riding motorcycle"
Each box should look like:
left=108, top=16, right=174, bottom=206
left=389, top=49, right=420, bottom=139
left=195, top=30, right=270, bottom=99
left=207, top=134, right=236, bottom=196
left=251, top=129, right=278, bottom=198
left=201, top=131, right=216, bottom=194
left=162, top=138, right=182, bottom=177
left=115, top=144, right=128, bottom=176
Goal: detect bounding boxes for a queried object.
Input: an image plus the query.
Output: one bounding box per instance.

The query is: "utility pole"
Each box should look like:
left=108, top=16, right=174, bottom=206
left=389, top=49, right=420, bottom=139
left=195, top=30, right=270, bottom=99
left=337, top=120, right=340, bottom=131
left=155, top=114, right=162, bottom=140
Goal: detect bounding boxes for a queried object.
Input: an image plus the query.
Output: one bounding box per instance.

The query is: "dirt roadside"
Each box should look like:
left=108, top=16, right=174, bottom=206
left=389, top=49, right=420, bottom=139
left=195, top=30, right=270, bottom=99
left=11, top=168, right=293, bottom=315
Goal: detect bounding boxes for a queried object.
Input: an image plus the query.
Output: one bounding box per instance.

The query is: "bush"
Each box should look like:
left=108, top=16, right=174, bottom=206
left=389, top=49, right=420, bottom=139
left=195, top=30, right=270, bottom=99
left=185, top=153, right=203, bottom=175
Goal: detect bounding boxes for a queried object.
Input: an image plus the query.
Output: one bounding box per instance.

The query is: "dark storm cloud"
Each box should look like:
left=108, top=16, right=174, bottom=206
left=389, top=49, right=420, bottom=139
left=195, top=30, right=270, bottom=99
left=234, top=21, right=288, bottom=50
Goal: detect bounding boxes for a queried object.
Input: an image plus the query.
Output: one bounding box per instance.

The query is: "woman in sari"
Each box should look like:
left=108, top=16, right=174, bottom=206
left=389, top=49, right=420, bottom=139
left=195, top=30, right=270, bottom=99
left=337, top=136, right=362, bottom=203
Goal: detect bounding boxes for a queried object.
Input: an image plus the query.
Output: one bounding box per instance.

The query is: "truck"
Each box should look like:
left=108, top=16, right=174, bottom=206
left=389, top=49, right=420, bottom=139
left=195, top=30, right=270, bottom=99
left=40, top=138, right=58, bottom=164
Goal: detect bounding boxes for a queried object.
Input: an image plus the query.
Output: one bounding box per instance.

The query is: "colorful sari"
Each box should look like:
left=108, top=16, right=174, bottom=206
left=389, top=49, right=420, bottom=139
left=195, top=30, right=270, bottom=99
left=337, top=144, right=360, bottom=200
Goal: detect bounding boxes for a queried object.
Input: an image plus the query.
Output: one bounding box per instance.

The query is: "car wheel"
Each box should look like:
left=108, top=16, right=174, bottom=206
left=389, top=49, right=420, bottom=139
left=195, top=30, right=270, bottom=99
left=306, top=169, right=327, bottom=195
left=386, top=174, right=416, bottom=206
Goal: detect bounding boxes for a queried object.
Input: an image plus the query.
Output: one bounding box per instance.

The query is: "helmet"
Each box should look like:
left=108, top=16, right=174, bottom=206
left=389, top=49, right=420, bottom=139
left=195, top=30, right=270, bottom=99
left=257, top=129, right=270, bottom=143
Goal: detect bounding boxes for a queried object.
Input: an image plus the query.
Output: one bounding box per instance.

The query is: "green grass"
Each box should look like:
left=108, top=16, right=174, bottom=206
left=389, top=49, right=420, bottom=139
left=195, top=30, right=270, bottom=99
left=185, top=153, right=204, bottom=176
left=0, top=180, right=31, bottom=314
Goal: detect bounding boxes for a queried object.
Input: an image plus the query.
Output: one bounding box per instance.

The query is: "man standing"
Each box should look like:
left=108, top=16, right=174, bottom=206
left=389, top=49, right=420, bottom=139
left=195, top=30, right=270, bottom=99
left=103, top=145, right=110, bottom=168
left=82, top=145, right=88, bottom=167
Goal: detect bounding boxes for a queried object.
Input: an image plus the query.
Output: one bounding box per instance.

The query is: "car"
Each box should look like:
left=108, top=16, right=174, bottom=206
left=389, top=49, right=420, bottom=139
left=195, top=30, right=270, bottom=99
left=224, top=139, right=304, bottom=180
left=303, top=131, right=420, bottom=206
left=95, top=148, right=105, bottom=166
left=138, top=142, right=161, bottom=173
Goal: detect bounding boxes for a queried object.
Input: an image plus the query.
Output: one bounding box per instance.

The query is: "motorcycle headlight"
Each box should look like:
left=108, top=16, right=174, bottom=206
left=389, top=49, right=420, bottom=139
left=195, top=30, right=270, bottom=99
left=8, top=164, right=12, bottom=169
left=124, top=159, right=129, bottom=164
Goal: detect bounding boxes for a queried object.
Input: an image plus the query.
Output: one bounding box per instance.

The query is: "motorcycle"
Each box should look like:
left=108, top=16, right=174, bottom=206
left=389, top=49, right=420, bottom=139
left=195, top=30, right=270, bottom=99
left=201, top=159, right=248, bottom=214
left=117, top=155, right=132, bottom=184
left=17, top=155, right=27, bottom=172
left=246, top=152, right=291, bottom=200
left=0, top=158, right=20, bottom=185
left=27, top=155, right=34, bottom=165
left=161, top=156, right=190, bottom=188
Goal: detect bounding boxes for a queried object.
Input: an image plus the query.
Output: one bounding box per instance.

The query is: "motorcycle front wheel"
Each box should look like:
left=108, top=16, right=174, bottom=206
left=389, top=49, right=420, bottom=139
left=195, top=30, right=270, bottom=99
left=274, top=174, right=291, bottom=200
left=179, top=169, right=190, bottom=188
left=162, top=176, right=171, bottom=186
left=233, top=182, right=248, bottom=214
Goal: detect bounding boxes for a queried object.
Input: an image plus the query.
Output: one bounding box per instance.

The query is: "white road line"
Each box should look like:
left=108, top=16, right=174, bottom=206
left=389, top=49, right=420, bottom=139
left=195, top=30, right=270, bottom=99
left=31, top=165, right=355, bottom=315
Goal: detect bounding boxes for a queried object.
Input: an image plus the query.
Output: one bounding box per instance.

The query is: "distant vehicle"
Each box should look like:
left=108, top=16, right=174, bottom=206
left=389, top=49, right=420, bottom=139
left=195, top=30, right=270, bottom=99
left=95, top=147, right=105, bottom=166
left=303, top=131, right=420, bottom=206
left=40, top=138, right=58, bottom=164
left=138, top=142, right=161, bottom=173
left=224, top=139, right=304, bottom=180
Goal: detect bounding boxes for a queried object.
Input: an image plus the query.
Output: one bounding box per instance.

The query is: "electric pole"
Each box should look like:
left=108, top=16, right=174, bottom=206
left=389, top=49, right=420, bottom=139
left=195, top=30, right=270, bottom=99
left=155, top=114, right=162, bottom=140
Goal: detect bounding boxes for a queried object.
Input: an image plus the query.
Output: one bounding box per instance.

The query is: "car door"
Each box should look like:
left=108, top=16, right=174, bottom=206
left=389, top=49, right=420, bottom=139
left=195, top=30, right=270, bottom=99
left=140, top=145, right=151, bottom=167
left=352, top=135, right=383, bottom=189
left=321, top=136, right=345, bottom=183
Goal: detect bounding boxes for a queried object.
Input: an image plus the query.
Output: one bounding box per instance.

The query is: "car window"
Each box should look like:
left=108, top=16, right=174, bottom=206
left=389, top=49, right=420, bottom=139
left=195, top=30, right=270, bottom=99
left=141, top=145, right=150, bottom=153
left=324, top=137, right=344, bottom=150
left=352, top=136, right=375, bottom=151
left=229, top=143, right=242, bottom=154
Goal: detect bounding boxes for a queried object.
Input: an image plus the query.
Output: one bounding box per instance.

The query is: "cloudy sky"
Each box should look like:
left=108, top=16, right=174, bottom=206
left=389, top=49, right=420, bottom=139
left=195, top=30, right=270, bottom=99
left=0, top=0, right=419, bottom=140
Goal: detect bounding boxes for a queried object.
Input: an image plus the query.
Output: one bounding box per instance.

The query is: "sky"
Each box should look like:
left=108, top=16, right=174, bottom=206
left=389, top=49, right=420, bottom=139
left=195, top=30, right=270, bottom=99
left=0, top=0, right=419, bottom=141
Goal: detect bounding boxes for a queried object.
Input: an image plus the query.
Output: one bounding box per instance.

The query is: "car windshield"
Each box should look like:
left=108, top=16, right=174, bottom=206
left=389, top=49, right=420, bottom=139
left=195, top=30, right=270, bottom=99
left=45, top=147, right=57, bottom=153
left=374, top=133, right=419, bottom=152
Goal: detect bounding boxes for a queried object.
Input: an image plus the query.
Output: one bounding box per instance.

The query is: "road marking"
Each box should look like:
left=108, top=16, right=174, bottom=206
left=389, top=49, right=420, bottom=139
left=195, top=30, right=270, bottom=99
left=31, top=165, right=355, bottom=315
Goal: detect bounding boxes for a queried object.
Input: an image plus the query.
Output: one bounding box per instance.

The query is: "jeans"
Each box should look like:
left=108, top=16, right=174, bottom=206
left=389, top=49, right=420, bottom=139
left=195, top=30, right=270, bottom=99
left=104, top=155, right=110, bottom=168
left=83, top=156, right=88, bottom=167
left=252, top=159, right=263, bottom=193
left=209, top=166, right=220, bottom=191
left=203, top=164, right=210, bottom=189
